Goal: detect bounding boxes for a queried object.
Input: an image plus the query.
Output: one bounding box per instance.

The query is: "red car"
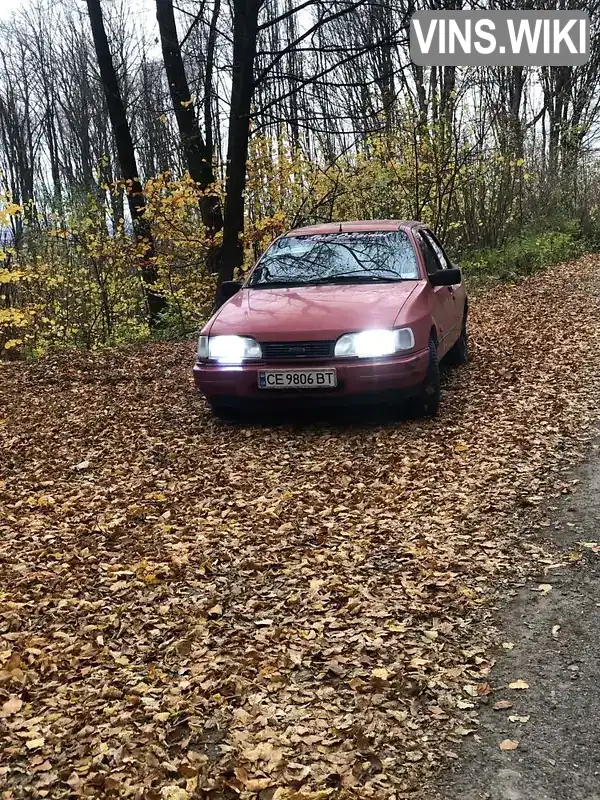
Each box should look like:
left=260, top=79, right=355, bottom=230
left=193, top=220, right=468, bottom=419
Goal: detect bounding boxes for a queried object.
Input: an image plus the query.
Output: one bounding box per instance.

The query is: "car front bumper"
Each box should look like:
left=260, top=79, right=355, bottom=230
left=192, top=348, right=430, bottom=407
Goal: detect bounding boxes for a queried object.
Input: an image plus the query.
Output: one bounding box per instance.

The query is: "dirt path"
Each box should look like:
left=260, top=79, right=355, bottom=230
left=438, top=445, right=600, bottom=800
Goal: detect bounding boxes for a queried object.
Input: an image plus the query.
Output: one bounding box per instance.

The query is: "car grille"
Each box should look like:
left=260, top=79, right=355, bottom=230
left=261, top=341, right=334, bottom=360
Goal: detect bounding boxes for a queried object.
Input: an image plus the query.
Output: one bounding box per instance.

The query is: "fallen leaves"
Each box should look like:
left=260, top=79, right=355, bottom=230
left=244, top=778, right=273, bottom=792
left=499, top=739, right=520, bottom=751
left=160, top=788, right=190, bottom=800
left=454, top=726, right=477, bottom=736
left=371, top=667, right=391, bottom=682
left=25, top=738, right=45, bottom=750
left=0, top=695, right=22, bottom=717
left=243, top=741, right=283, bottom=768
left=1, top=257, right=600, bottom=796
left=508, top=680, right=530, bottom=690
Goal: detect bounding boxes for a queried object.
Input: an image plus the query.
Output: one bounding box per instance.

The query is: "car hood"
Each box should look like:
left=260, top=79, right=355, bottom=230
left=208, top=282, right=419, bottom=339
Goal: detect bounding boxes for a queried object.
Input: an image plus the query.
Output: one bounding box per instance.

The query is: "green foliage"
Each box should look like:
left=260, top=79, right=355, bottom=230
left=461, top=226, right=588, bottom=287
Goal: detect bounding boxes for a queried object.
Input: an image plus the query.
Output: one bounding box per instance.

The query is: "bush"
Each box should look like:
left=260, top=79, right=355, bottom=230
left=0, top=177, right=217, bottom=358
left=461, top=227, right=588, bottom=286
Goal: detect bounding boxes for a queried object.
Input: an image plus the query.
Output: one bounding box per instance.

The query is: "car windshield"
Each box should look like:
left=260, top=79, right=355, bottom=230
left=247, top=230, right=419, bottom=287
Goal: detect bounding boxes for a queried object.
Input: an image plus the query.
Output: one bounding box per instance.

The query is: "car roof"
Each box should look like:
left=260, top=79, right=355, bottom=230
left=283, top=220, right=421, bottom=237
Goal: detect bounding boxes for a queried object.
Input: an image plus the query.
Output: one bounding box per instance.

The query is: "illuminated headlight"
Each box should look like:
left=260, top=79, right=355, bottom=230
left=197, top=335, right=262, bottom=364
left=334, top=328, right=414, bottom=358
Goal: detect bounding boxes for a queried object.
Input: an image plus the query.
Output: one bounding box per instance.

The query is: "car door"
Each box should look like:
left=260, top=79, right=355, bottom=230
left=423, top=228, right=466, bottom=344
left=414, top=229, right=456, bottom=355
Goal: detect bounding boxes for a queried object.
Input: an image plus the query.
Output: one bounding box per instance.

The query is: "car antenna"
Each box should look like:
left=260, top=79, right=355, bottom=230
left=338, top=222, right=343, bottom=233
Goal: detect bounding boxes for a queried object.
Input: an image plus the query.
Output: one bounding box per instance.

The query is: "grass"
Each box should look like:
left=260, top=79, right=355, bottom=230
left=460, top=226, right=588, bottom=288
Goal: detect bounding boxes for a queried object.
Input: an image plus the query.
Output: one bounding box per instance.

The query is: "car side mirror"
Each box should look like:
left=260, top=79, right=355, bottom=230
left=430, top=268, right=461, bottom=287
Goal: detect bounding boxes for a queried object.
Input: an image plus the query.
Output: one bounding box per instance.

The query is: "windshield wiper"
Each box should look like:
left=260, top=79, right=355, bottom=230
left=247, top=280, right=306, bottom=288
left=306, top=274, right=405, bottom=284
left=247, top=274, right=407, bottom=288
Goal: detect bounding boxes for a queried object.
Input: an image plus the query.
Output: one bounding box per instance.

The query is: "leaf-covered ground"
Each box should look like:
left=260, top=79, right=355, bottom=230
left=1, top=257, right=600, bottom=800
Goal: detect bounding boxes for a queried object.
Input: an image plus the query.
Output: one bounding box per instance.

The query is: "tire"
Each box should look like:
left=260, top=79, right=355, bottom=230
left=414, top=337, right=441, bottom=418
left=446, top=313, right=468, bottom=366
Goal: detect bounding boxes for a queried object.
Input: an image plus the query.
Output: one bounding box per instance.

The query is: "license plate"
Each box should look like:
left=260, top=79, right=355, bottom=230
left=258, top=369, right=337, bottom=389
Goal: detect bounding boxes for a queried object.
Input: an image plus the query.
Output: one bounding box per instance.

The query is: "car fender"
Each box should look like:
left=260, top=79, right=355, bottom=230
left=200, top=296, right=234, bottom=337
left=393, top=281, right=438, bottom=350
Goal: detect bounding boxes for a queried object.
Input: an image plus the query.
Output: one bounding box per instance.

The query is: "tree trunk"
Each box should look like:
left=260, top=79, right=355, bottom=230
left=217, top=0, right=262, bottom=288
left=155, top=0, right=222, bottom=239
left=86, top=0, right=166, bottom=326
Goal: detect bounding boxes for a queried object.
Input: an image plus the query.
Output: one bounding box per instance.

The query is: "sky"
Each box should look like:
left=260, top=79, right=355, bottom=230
left=0, top=0, right=165, bottom=60
left=0, top=0, right=158, bottom=29
left=0, top=0, right=154, bottom=12
left=0, top=0, right=19, bottom=18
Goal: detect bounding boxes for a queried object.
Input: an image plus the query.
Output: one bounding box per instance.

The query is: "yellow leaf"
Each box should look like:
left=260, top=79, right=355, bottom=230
left=371, top=667, right=390, bottom=681
left=508, top=680, right=529, bottom=690
left=37, top=495, right=56, bottom=508
left=26, top=738, right=44, bottom=750
left=161, top=788, right=190, bottom=800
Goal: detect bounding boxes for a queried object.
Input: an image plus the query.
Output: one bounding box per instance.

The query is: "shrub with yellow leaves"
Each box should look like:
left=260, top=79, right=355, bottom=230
left=0, top=177, right=219, bottom=358
left=0, top=127, right=583, bottom=359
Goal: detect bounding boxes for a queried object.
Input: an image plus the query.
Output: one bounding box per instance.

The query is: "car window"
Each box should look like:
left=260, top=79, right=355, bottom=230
left=422, top=229, right=450, bottom=269
left=414, top=230, right=441, bottom=275
left=247, top=230, right=420, bottom=286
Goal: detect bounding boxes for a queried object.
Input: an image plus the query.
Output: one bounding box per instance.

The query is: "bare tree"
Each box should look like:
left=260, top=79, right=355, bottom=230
left=156, top=0, right=222, bottom=238
left=86, top=0, right=166, bottom=325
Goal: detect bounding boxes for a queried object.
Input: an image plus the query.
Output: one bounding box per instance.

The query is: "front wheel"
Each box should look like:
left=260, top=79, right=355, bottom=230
left=445, top=313, right=468, bottom=366
left=413, top=337, right=441, bottom=418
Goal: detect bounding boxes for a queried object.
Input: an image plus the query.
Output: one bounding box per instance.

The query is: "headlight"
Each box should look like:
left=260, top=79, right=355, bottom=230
left=197, top=334, right=262, bottom=364
left=334, top=328, right=414, bottom=358
left=197, top=335, right=209, bottom=360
